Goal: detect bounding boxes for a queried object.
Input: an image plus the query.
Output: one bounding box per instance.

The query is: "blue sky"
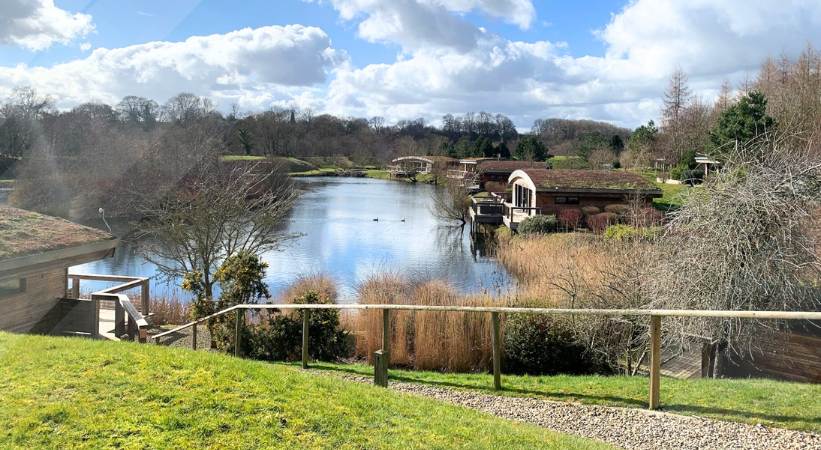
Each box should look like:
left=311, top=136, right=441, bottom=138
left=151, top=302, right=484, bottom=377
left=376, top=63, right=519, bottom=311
left=1, top=0, right=819, bottom=128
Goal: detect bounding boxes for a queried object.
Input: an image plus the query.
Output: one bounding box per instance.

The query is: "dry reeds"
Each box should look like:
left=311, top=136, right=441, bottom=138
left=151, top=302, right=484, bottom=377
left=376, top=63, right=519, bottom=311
left=353, top=274, right=507, bottom=372
left=149, top=295, right=191, bottom=325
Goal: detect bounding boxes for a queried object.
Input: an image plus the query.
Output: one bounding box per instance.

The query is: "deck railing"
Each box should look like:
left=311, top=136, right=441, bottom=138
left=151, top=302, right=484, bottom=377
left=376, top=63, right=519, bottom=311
left=151, top=303, right=821, bottom=411
left=67, top=273, right=150, bottom=343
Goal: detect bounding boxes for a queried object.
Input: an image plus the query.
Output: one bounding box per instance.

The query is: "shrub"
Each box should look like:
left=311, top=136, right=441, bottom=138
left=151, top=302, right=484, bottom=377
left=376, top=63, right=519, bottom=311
left=247, top=290, right=350, bottom=361
left=603, top=224, right=662, bottom=242
left=517, top=215, right=558, bottom=235
left=580, top=206, right=600, bottom=217
left=557, top=208, right=583, bottom=230
left=632, top=207, right=665, bottom=227
left=603, top=204, right=630, bottom=215
left=587, top=212, right=618, bottom=233
left=682, top=168, right=705, bottom=185
left=503, top=314, right=611, bottom=375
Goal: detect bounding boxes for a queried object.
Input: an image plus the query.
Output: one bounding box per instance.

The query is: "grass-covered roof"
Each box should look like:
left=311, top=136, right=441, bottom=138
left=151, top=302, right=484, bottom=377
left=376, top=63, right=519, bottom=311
left=517, top=169, right=662, bottom=194
left=0, top=206, right=113, bottom=260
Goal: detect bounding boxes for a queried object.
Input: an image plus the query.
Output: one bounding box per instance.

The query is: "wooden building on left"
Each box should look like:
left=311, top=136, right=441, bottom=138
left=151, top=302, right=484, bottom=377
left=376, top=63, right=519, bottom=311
left=0, top=206, right=148, bottom=339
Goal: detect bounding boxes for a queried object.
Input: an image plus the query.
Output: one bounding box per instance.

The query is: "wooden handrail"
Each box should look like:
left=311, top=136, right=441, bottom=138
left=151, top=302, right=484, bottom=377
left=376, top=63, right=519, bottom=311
left=153, top=303, right=821, bottom=341
left=151, top=302, right=821, bottom=410
left=71, top=273, right=151, bottom=342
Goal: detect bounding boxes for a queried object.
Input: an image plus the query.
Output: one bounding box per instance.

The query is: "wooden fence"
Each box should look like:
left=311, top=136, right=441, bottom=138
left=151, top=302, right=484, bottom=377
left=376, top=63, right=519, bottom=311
left=67, top=273, right=150, bottom=342
left=152, top=304, right=821, bottom=410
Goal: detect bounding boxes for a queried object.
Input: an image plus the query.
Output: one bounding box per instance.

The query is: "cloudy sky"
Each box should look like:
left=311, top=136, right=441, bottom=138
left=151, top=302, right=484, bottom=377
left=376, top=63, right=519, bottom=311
left=1, top=0, right=820, bottom=128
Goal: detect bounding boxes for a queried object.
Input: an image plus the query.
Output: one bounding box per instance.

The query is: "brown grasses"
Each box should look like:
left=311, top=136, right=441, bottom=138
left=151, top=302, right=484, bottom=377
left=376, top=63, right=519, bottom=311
left=149, top=295, right=191, bottom=325
left=353, top=275, right=508, bottom=371
left=496, top=233, right=616, bottom=306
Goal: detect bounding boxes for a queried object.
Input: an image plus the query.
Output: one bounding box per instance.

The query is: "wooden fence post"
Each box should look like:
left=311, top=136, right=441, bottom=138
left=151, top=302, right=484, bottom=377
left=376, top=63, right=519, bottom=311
left=140, top=280, right=150, bottom=316
left=192, top=322, right=198, bottom=350
left=382, top=309, right=390, bottom=363
left=71, top=276, right=80, bottom=299
left=491, top=312, right=502, bottom=390
left=302, top=309, right=310, bottom=369
left=234, top=309, right=242, bottom=357
left=649, top=315, right=661, bottom=410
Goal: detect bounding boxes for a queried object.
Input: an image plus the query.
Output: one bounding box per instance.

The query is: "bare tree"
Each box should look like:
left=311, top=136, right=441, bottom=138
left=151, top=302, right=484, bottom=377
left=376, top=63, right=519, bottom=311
left=645, top=137, right=821, bottom=370
left=430, top=180, right=471, bottom=225
left=135, top=159, right=297, bottom=300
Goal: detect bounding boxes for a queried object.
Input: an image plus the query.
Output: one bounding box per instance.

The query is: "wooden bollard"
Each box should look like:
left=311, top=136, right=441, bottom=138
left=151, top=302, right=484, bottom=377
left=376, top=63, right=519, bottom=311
left=648, top=315, right=661, bottom=410
left=491, top=312, right=502, bottom=390
left=302, top=309, right=310, bottom=369
left=373, top=350, right=388, bottom=387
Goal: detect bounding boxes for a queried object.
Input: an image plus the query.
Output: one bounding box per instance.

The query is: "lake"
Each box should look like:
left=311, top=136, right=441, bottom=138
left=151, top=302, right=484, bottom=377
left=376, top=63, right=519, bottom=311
left=70, top=177, right=513, bottom=302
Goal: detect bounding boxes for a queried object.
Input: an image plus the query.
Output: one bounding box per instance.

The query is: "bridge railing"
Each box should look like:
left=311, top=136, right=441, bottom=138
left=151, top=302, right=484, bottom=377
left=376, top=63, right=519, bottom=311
left=151, top=303, right=821, bottom=410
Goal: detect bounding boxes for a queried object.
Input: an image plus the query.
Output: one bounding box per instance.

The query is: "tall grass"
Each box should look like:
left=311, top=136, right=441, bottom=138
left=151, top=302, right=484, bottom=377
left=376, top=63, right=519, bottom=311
left=354, top=275, right=507, bottom=371
left=149, top=295, right=191, bottom=325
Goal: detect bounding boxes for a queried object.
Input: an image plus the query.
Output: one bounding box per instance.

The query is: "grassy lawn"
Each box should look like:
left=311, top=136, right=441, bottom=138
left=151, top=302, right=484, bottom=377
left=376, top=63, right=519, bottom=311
left=0, top=333, right=608, bottom=449
left=289, top=168, right=338, bottom=176
left=633, top=170, right=690, bottom=210
left=303, top=362, right=821, bottom=433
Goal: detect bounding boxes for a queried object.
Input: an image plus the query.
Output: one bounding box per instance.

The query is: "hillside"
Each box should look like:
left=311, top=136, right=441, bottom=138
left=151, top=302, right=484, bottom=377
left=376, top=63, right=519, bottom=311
left=0, top=333, right=608, bottom=449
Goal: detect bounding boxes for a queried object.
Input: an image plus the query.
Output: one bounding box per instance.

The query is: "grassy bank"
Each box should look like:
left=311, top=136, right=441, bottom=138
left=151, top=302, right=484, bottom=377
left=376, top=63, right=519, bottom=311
left=0, top=332, right=607, bottom=449
left=304, top=362, right=821, bottom=432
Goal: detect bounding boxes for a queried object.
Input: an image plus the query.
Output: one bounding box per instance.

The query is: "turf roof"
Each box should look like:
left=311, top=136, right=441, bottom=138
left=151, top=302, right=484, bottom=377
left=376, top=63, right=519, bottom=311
left=0, top=206, right=113, bottom=260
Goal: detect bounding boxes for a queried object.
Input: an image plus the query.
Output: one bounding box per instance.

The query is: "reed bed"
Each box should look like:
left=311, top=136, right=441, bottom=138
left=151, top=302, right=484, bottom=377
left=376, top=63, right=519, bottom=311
left=149, top=295, right=191, bottom=325
left=354, top=275, right=509, bottom=372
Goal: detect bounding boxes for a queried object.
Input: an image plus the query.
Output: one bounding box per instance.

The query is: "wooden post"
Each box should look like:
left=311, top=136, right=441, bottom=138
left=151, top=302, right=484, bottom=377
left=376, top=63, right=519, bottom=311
left=649, top=315, right=661, bottom=410
left=302, top=309, right=310, bottom=369
left=382, top=309, right=390, bottom=363
left=70, top=276, right=80, bottom=299
left=373, top=350, right=388, bottom=387
left=114, top=298, right=125, bottom=338
left=140, top=280, right=150, bottom=316
left=192, top=322, right=198, bottom=350
left=491, top=312, right=502, bottom=390
left=234, top=309, right=242, bottom=357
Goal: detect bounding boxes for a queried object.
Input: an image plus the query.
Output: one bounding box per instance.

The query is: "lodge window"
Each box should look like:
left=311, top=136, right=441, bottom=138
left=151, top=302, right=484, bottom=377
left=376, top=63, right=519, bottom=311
left=555, top=197, right=579, bottom=205
left=515, top=184, right=531, bottom=208
left=0, top=277, right=26, bottom=299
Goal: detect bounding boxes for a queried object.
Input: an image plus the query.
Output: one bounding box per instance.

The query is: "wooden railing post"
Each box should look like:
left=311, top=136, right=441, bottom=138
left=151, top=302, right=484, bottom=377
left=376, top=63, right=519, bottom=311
left=234, top=309, right=242, bottom=357
left=382, top=309, right=390, bottom=363
left=114, top=298, right=125, bottom=338
left=302, top=309, right=310, bottom=369
left=491, top=312, right=502, bottom=390
left=70, top=276, right=80, bottom=299
left=192, top=322, right=198, bottom=350
left=649, top=315, right=661, bottom=410
left=140, top=279, right=150, bottom=316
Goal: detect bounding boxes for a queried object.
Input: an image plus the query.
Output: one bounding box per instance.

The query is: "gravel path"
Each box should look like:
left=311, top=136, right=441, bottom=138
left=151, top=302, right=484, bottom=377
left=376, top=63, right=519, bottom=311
left=329, top=372, right=820, bottom=450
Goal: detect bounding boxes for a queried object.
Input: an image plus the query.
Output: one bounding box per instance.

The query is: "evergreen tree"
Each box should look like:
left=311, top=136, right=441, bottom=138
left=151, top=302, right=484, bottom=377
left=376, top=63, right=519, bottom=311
left=710, top=90, right=775, bottom=156
left=514, top=136, right=547, bottom=161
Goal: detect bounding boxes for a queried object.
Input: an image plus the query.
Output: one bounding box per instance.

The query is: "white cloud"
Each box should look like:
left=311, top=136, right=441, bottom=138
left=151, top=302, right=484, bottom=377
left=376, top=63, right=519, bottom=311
left=324, top=0, right=821, bottom=128
left=326, top=0, right=535, bottom=50
left=0, top=0, right=94, bottom=50
left=0, top=25, right=344, bottom=111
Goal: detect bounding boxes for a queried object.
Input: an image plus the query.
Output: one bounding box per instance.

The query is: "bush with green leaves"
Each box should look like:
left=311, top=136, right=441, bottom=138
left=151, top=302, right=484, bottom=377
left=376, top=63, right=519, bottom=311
left=603, top=224, right=662, bottom=242
left=246, top=291, right=350, bottom=362
left=517, top=214, right=558, bottom=235
left=503, top=314, right=612, bottom=375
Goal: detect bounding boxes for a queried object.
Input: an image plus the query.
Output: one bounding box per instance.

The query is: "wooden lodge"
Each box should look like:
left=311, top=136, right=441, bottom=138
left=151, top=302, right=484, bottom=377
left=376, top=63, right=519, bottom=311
left=0, top=206, right=150, bottom=341
left=448, top=159, right=550, bottom=193
left=502, top=169, right=662, bottom=229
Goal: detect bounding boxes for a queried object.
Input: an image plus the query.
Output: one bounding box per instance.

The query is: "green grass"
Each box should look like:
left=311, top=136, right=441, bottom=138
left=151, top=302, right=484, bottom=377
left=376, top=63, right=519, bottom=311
left=303, top=363, right=821, bottom=433
left=633, top=170, right=690, bottom=210
left=0, top=333, right=608, bottom=449
left=365, top=169, right=392, bottom=180
left=289, top=168, right=338, bottom=177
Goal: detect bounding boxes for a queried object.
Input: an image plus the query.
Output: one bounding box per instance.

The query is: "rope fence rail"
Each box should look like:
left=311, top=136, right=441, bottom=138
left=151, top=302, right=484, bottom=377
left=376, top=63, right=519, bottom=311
left=152, top=303, right=821, bottom=410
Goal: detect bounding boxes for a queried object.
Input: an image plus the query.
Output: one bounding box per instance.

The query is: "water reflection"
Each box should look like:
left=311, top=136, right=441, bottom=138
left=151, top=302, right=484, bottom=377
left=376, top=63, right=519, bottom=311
left=72, top=177, right=513, bottom=301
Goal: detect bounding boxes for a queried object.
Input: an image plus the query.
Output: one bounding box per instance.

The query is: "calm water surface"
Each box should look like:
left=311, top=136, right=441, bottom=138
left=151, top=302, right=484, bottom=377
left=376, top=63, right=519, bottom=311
left=71, top=178, right=512, bottom=302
